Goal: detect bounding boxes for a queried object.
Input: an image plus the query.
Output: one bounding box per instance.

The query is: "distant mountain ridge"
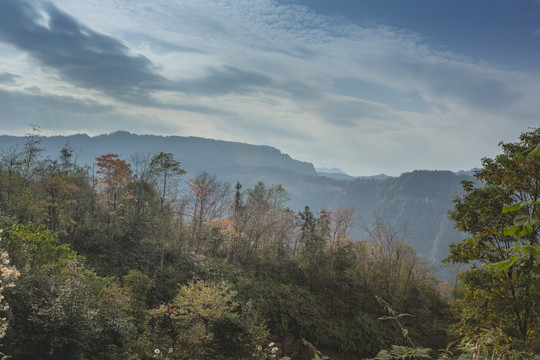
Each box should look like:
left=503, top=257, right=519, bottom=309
left=316, top=167, right=348, bottom=174
left=316, top=168, right=355, bottom=180
left=316, top=167, right=391, bottom=181
left=0, top=131, right=472, bottom=264
left=455, top=168, right=479, bottom=177
left=0, top=131, right=316, bottom=176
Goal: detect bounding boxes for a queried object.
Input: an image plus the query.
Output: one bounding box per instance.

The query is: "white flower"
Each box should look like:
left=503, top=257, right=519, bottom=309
left=154, top=348, right=161, bottom=355
left=268, top=342, right=275, bottom=347
left=271, top=346, right=278, bottom=353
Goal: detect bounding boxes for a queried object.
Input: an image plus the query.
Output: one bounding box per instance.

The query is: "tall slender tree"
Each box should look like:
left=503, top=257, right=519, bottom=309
left=149, top=152, right=185, bottom=214
left=95, top=154, right=132, bottom=239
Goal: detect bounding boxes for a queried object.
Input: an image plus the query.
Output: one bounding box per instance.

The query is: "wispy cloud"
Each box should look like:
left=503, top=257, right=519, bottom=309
left=0, top=0, right=538, bottom=175
left=0, top=88, right=113, bottom=115
left=177, top=66, right=272, bottom=96
left=0, top=72, right=19, bottom=84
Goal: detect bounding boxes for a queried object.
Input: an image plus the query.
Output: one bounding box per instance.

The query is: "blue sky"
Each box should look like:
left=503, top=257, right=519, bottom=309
left=0, top=0, right=539, bottom=176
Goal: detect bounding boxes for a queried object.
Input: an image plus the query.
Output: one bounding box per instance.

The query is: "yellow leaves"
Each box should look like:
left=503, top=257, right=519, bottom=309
left=104, top=281, right=131, bottom=311
left=173, top=281, right=239, bottom=325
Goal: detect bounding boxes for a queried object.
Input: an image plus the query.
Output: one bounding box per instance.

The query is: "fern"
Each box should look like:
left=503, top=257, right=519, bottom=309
left=372, top=345, right=433, bottom=359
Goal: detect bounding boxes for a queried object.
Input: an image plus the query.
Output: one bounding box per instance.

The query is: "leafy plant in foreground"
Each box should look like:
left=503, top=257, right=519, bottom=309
left=366, top=296, right=433, bottom=360
left=445, top=129, right=539, bottom=355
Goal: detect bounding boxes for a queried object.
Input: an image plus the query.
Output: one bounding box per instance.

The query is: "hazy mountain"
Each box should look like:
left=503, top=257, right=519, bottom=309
left=0, top=131, right=316, bottom=176
left=338, top=170, right=469, bottom=261
left=316, top=167, right=348, bottom=174
left=0, top=131, right=470, bottom=263
left=455, top=168, right=479, bottom=177
left=315, top=168, right=391, bottom=181
left=355, top=174, right=391, bottom=180
left=315, top=167, right=355, bottom=180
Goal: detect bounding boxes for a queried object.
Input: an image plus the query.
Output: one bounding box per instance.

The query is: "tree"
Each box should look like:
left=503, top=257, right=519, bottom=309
left=233, top=182, right=293, bottom=263
left=329, top=207, right=356, bottom=246
left=126, top=153, right=161, bottom=240
left=95, top=154, right=132, bottom=209
left=20, top=125, right=44, bottom=190
left=30, top=152, right=91, bottom=236
left=32, top=167, right=79, bottom=233
left=95, top=154, right=132, bottom=239
left=445, top=128, right=539, bottom=355
left=233, top=181, right=244, bottom=220
left=186, top=172, right=232, bottom=252
left=0, top=224, right=137, bottom=360
left=58, top=143, right=74, bottom=171
left=0, top=245, right=19, bottom=343
left=299, top=206, right=318, bottom=256
left=363, top=220, right=425, bottom=310
left=149, top=152, right=185, bottom=214
left=148, top=281, right=267, bottom=359
left=0, top=146, right=23, bottom=214
left=0, top=126, right=44, bottom=222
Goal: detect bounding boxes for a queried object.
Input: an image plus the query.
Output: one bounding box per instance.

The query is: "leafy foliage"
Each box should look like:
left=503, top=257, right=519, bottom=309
left=0, top=225, right=138, bottom=359
left=370, top=345, right=433, bottom=360
left=445, top=128, right=540, bottom=356
left=0, top=132, right=453, bottom=359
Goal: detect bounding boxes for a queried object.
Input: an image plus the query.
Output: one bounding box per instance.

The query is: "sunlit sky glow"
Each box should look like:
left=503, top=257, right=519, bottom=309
left=0, top=0, right=539, bottom=176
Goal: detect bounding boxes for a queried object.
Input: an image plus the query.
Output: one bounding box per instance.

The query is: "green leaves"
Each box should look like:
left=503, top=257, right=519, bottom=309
left=527, top=143, right=540, bottom=158
left=371, top=345, right=433, bottom=360
left=503, top=224, right=533, bottom=237
left=487, top=256, right=519, bottom=270
left=379, top=313, right=412, bottom=321
left=375, top=296, right=417, bottom=348
left=502, top=200, right=539, bottom=238
left=447, top=130, right=540, bottom=353
left=397, top=313, right=413, bottom=318
left=517, top=142, right=540, bottom=159
left=502, top=200, right=540, bottom=214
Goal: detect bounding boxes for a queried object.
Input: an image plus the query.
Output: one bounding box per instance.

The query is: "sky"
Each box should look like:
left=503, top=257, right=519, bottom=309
left=0, top=0, right=539, bottom=176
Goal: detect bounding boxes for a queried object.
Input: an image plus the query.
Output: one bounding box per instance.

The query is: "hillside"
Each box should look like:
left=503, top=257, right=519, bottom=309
left=0, top=131, right=317, bottom=176
left=0, top=131, right=471, bottom=263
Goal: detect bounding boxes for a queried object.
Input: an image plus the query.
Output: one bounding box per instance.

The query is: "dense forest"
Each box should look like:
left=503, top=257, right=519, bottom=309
left=0, top=128, right=538, bottom=359
left=0, top=132, right=473, bottom=264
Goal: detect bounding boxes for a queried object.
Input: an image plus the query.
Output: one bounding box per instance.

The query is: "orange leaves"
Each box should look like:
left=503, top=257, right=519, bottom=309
left=208, top=218, right=246, bottom=239
left=95, top=153, right=132, bottom=193
left=95, top=154, right=133, bottom=226
left=187, top=178, right=211, bottom=198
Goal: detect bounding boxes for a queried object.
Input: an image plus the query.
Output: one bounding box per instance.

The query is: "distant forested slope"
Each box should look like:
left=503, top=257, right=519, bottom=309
left=0, top=131, right=470, bottom=262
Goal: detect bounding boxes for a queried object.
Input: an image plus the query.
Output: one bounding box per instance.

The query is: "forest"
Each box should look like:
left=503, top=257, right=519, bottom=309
left=0, top=127, right=538, bottom=360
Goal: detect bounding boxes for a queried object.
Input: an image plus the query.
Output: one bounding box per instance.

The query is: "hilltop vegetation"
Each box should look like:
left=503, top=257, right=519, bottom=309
left=0, top=127, right=537, bottom=359
left=0, top=131, right=471, bottom=262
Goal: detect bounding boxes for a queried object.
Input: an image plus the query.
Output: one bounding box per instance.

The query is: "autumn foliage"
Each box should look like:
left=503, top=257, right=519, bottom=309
left=0, top=128, right=536, bottom=359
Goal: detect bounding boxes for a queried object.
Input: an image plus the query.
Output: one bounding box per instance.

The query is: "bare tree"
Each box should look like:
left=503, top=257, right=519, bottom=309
left=186, top=172, right=232, bottom=252
left=362, top=219, right=427, bottom=309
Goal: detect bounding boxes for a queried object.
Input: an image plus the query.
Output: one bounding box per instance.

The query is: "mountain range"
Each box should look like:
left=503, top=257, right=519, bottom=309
left=0, top=131, right=473, bottom=265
